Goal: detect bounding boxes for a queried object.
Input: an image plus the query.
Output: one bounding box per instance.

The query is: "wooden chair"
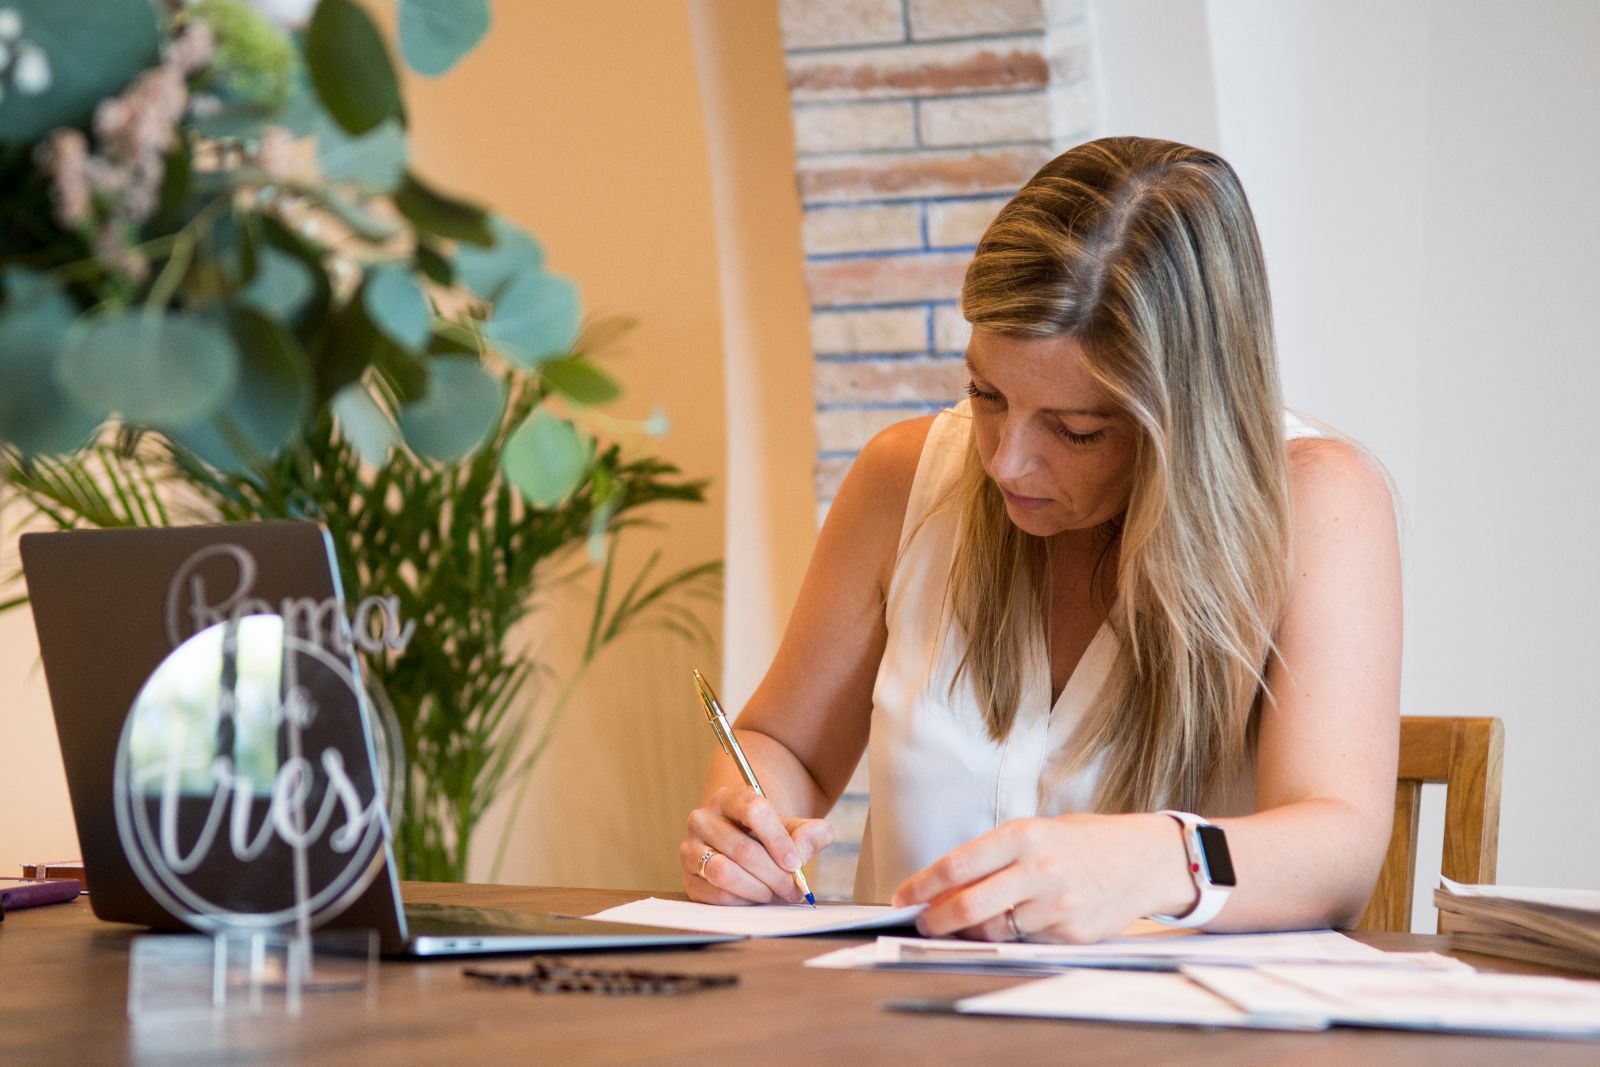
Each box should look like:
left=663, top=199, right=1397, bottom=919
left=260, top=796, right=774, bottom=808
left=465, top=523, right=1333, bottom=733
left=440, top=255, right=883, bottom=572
left=1357, top=716, right=1504, bottom=933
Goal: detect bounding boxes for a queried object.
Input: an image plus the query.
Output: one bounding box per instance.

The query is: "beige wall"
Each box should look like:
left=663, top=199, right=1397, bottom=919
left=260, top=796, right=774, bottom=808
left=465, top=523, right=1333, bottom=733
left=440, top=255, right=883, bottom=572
left=392, top=1, right=730, bottom=889
left=0, top=544, right=76, bottom=868
left=398, top=1, right=814, bottom=888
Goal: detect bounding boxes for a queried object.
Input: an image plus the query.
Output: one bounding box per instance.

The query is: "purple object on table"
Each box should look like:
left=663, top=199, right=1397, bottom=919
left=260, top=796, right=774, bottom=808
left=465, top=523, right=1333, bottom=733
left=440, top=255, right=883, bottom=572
left=0, top=878, right=82, bottom=912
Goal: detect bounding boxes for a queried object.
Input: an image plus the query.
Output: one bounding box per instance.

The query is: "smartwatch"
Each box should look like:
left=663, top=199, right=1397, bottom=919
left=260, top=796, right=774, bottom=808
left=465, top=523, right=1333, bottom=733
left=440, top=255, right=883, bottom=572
left=1149, top=810, right=1235, bottom=927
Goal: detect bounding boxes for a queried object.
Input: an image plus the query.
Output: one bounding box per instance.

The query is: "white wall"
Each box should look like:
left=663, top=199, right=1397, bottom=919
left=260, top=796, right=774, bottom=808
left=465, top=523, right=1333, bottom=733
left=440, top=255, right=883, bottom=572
left=1092, top=0, right=1600, bottom=918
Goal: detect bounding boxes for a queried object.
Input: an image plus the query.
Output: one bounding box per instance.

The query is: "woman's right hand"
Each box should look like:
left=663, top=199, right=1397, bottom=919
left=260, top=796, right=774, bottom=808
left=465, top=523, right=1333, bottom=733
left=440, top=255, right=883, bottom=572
left=681, top=786, right=834, bottom=904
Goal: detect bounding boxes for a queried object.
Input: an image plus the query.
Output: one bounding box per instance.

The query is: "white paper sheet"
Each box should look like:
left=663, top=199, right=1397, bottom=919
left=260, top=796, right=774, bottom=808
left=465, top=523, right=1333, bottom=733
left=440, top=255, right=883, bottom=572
left=1441, top=876, right=1600, bottom=914
left=804, top=927, right=1465, bottom=971
left=953, top=963, right=1600, bottom=1037
left=1255, top=963, right=1600, bottom=1037
left=583, top=897, right=925, bottom=937
left=954, top=969, right=1322, bottom=1030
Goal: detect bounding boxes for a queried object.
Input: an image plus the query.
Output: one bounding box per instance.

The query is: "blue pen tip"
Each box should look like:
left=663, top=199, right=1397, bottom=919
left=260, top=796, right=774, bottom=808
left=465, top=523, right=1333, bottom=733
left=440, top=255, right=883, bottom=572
left=805, top=892, right=816, bottom=908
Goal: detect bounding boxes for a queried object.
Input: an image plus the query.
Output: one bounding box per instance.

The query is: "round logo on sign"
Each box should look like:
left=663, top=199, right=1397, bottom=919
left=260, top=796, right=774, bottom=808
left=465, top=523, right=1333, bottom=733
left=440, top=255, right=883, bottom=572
left=113, top=614, right=394, bottom=932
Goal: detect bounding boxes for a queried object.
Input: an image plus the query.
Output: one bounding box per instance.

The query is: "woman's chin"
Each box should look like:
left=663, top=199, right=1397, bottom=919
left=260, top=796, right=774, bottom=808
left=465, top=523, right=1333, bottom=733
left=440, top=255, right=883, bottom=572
left=1003, top=503, right=1065, bottom=538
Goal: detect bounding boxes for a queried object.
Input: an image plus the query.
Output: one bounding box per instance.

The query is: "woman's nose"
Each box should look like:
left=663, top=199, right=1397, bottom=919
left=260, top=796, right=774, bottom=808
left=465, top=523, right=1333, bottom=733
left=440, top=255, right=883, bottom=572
left=989, top=418, right=1037, bottom=482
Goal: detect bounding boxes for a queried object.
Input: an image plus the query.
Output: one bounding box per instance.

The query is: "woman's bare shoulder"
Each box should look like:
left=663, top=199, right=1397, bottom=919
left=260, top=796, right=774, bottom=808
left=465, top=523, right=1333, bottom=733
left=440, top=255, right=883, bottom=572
left=1285, top=436, right=1397, bottom=557
left=1287, top=437, right=1393, bottom=514
left=845, top=414, right=938, bottom=502
left=820, top=414, right=939, bottom=585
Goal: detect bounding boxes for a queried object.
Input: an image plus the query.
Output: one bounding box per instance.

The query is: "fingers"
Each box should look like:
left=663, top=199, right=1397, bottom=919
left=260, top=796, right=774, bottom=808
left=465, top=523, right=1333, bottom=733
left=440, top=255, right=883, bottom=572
left=682, top=789, right=825, bottom=904
left=688, top=808, right=806, bottom=903
left=680, top=836, right=776, bottom=904
left=784, top=816, right=836, bottom=861
left=914, top=861, right=1032, bottom=940
left=892, top=822, right=1028, bottom=908
left=721, top=789, right=805, bottom=874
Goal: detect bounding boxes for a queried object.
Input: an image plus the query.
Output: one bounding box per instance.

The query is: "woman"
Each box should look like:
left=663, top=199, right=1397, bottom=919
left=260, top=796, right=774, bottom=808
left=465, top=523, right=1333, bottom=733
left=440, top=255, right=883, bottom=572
left=681, top=137, right=1401, bottom=942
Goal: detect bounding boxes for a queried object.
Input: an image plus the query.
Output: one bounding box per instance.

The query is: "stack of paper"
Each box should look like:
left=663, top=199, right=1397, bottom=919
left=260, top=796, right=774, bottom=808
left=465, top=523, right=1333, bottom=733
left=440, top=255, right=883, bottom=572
left=806, top=926, right=1464, bottom=974
left=814, top=923, right=1600, bottom=1037
left=583, top=897, right=924, bottom=937
left=1436, top=877, right=1600, bottom=977
left=944, top=963, right=1600, bottom=1037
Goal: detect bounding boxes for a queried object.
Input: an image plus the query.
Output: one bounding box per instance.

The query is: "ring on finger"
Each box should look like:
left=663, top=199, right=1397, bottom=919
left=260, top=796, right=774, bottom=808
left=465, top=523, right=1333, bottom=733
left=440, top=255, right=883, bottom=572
left=697, top=848, right=716, bottom=878
left=1006, top=906, right=1028, bottom=943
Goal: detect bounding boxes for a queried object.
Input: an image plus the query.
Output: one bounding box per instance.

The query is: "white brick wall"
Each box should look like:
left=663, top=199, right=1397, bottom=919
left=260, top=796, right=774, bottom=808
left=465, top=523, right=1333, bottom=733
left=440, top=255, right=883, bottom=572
left=802, top=203, right=923, bottom=255
left=792, top=101, right=916, bottom=154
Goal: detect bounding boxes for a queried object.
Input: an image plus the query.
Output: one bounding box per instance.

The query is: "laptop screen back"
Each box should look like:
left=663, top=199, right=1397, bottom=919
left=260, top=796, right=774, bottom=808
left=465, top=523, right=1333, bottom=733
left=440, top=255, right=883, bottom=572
left=20, top=522, right=412, bottom=950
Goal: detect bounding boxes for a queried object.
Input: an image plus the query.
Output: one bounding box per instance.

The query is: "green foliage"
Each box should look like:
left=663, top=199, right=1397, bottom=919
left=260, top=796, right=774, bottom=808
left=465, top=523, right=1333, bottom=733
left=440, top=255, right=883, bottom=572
left=0, top=0, right=163, bottom=144
left=397, top=356, right=504, bottom=462
left=487, top=272, right=581, bottom=368
left=363, top=264, right=431, bottom=351
left=541, top=356, right=622, bottom=407
left=305, top=0, right=401, bottom=136
left=455, top=215, right=543, bottom=300
left=393, top=170, right=494, bottom=246
left=0, top=0, right=722, bottom=884
left=317, top=117, right=408, bottom=191
left=3, top=389, right=718, bottom=883
left=399, top=0, right=492, bottom=78
left=502, top=409, right=589, bottom=506
left=166, top=309, right=313, bottom=471
left=0, top=270, right=97, bottom=455
left=238, top=245, right=315, bottom=320
left=190, top=0, right=295, bottom=110
left=58, top=312, right=241, bottom=427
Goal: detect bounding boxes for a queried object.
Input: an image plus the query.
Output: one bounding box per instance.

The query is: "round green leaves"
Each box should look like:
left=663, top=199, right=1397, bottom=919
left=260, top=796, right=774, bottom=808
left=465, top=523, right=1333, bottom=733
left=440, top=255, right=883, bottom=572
left=167, top=310, right=312, bottom=472
left=305, top=0, right=401, bottom=136
left=0, top=0, right=163, bottom=144
left=0, top=271, right=99, bottom=455
left=57, top=312, right=240, bottom=428
left=363, top=264, right=431, bottom=351
left=398, top=0, right=491, bottom=77
left=501, top=410, right=590, bottom=507
left=485, top=273, right=580, bottom=368
left=397, top=357, right=504, bottom=462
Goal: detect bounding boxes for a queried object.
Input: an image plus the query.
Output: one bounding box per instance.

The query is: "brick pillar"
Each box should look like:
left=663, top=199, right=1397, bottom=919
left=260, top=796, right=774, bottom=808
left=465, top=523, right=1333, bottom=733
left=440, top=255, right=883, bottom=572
left=776, top=0, right=1100, bottom=899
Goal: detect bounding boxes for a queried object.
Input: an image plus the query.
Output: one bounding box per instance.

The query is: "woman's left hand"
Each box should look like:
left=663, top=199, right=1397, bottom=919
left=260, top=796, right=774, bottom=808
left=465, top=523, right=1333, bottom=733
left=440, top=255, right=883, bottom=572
left=890, top=813, right=1198, bottom=943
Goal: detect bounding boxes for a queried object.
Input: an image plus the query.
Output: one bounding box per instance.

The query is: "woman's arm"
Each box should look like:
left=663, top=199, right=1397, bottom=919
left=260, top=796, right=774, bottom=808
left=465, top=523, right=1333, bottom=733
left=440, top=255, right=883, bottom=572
left=681, top=416, right=934, bottom=904
left=894, top=436, right=1403, bottom=939
left=1204, top=436, right=1403, bottom=929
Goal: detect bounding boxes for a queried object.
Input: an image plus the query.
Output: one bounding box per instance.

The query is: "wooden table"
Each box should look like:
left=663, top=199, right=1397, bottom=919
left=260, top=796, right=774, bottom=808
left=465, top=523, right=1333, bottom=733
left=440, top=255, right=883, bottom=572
left=3, top=882, right=1596, bottom=1065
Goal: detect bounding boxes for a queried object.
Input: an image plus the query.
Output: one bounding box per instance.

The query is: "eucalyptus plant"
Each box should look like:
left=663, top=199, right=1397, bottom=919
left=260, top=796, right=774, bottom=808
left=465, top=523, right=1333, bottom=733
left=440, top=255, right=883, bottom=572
left=0, top=0, right=719, bottom=881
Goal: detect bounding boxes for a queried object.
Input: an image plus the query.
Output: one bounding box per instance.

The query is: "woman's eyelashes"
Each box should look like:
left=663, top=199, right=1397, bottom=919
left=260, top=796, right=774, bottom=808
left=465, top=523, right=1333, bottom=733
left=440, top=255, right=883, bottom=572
left=964, top=381, right=1106, bottom=445
left=1057, top=425, right=1105, bottom=445
left=964, top=381, right=1000, bottom=404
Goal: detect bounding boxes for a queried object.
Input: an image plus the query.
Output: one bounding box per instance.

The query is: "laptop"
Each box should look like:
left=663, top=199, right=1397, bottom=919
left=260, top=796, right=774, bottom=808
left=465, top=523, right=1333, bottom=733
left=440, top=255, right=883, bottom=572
left=19, top=521, right=736, bottom=957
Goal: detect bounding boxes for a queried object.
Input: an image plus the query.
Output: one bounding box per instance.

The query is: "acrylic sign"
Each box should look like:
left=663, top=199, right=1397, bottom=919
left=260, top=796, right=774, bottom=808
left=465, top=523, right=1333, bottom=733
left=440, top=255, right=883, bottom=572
left=113, top=543, right=407, bottom=932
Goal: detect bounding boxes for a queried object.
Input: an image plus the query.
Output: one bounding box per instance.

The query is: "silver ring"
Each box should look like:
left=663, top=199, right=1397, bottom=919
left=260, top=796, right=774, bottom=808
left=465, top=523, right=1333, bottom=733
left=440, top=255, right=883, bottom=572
left=697, top=848, right=716, bottom=878
left=1006, top=906, right=1026, bottom=942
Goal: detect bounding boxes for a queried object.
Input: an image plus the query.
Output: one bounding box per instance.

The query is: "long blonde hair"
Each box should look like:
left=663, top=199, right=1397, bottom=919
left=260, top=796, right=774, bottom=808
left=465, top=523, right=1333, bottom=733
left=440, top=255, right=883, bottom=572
left=950, top=136, right=1291, bottom=813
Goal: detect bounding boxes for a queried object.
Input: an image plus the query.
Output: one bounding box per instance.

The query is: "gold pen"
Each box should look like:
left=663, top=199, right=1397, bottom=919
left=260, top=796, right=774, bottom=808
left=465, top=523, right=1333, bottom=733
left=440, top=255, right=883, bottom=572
left=692, top=669, right=816, bottom=907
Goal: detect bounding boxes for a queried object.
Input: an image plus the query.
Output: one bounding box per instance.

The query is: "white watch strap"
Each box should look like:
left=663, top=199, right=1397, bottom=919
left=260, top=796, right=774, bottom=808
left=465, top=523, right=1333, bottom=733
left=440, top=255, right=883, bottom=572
left=1149, top=810, right=1231, bottom=927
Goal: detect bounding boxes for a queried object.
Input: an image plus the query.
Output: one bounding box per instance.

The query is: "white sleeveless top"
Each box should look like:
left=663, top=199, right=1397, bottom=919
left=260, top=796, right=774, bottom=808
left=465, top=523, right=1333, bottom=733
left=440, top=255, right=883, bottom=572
left=853, top=401, right=1324, bottom=902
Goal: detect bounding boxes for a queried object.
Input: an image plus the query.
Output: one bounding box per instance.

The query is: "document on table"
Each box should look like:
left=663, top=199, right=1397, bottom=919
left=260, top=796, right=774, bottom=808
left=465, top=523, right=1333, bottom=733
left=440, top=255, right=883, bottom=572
left=807, top=926, right=1467, bottom=973
left=1440, top=876, right=1600, bottom=913
left=583, top=897, right=925, bottom=937
left=943, top=963, right=1600, bottom=1037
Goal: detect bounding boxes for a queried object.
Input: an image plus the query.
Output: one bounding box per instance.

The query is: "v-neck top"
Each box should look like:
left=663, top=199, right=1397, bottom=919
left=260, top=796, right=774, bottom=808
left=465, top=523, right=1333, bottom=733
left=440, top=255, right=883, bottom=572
left=852, top=401, right=1323, bottom=902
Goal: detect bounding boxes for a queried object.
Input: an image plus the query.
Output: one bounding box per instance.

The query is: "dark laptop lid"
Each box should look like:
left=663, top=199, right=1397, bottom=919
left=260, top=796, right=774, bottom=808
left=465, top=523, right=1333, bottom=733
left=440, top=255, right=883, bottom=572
left=20, top=521, right=412, bottom=950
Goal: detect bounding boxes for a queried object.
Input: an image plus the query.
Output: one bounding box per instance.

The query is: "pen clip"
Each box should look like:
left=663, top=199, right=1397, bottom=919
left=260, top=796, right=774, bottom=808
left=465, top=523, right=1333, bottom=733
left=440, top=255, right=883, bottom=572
left=693, top=670, right=732, bottom=756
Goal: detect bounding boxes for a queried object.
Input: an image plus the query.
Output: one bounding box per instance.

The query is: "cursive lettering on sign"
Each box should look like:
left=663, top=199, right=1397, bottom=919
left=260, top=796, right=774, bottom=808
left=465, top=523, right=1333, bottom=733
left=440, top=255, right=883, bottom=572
left=163, top=543, right=415, bottom=655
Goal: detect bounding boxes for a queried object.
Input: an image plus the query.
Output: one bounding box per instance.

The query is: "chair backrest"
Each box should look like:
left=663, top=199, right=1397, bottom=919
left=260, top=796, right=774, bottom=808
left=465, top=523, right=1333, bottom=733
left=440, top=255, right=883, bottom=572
left=1357, top=716, right=1504, bottom=933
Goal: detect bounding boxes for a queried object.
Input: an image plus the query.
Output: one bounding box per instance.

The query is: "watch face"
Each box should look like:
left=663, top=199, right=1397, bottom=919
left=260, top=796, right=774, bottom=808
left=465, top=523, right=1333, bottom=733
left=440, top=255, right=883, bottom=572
left=1195, top=824, right=1237, bottom=887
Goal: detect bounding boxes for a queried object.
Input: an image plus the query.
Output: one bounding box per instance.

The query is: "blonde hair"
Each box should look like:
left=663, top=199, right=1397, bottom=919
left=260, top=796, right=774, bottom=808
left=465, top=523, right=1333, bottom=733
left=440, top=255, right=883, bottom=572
left=950, top=136, right=1291, bottom=813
